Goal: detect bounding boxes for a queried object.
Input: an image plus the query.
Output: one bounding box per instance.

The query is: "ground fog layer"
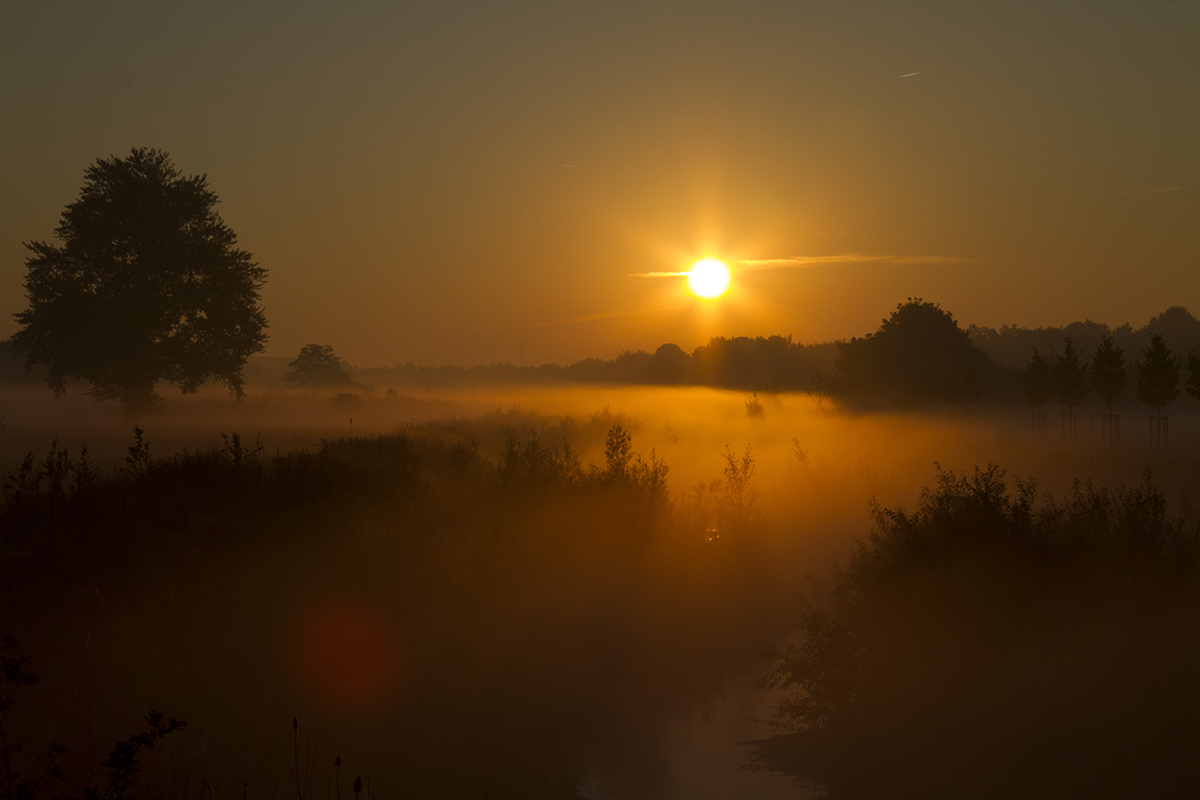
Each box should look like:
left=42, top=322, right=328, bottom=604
left=5, top=387, right=1200, bottom=799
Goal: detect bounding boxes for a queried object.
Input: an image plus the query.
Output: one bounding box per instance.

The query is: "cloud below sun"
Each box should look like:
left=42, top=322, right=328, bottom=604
left=628, top=253, right=972, bottom=278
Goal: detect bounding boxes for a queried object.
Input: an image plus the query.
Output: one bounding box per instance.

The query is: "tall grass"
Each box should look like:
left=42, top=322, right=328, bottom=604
left=0, top=420, right=771, bottom=798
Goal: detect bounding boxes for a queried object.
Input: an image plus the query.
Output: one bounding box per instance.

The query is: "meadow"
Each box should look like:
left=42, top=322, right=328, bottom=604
left=4, top=384, right=1200, bottom=799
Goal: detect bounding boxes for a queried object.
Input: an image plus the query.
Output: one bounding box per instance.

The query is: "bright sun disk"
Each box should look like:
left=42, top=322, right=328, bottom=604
left=686, top=258, right=731, bottom=300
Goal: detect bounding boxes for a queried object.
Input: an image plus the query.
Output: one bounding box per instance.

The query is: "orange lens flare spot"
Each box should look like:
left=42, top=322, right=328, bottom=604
left=290, top=601, right=400, bottom=713
left=686, top=258, right=731, bottom=300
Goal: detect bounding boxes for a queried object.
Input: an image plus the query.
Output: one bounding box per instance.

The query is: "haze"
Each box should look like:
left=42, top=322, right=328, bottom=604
left=7, top=4, right=1200, bottom=798
left=3, top=1, right=1198, bottom=367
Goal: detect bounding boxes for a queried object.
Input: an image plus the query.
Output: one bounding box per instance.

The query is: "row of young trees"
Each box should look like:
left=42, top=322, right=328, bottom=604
left=1023, top=333, right=1200, bottom=417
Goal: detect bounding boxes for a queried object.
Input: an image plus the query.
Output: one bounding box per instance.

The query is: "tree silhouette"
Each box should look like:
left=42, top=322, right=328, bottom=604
left=1090, top=334, right=1128, bottom=414
left=283, top=344, right=354, bottom=388
left=1139, top=306, right=1200, bottom=356
left=1051, top=338, right=1089, bottom=411
left=958, top=368, right=983, bottom=407
left=648, top=343, right=692, bottom=384
left=832, top=299, right=992, bottom=408
left=1187, top=350, right=1200, bottom=402
left=11, top=148, right=267, bottom=413
left=1022, top=347, right=1053, bottom=411
left=1135, top=334, right=1180, bottom=415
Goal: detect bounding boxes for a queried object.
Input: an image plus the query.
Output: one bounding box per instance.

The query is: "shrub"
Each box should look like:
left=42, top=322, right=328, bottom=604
left=763, top=464, right=1197, bottom=733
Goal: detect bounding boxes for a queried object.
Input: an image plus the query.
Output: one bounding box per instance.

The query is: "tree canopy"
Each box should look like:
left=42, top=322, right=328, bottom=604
left=762, top=465, right=1189, bottom=745
left=1022, top=347, right=1053, bottom=410
left=1051, top=338, right=1090, bottom=410
left=1135, top=334, right=1180, bottom=415
left=1187, top=350, right=1200, bottom=402
left=832, top=299, right=992, bottom=408
left=11, top=148, right=267, bottom=412
left=283, top=344, right=354, bottom=387
left=967, top=306, right=1200, bottom=370
left=1090, top=335, right=1127, bottom=414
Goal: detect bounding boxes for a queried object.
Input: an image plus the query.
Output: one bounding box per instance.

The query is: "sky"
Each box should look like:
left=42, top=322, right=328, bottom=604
left=2, top=1, right=1198, bottom=367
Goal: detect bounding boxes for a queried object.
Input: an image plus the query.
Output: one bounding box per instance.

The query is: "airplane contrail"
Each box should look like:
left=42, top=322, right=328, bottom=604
left=900, top=71, right=923, bottom=78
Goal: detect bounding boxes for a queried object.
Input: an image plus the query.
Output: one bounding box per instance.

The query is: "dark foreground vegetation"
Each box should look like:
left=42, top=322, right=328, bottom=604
left=757, top=465, right=1200, bottom=798
left=7, top=415, right=1200, bottom=798
left=0, top=418, right=775, bottom=800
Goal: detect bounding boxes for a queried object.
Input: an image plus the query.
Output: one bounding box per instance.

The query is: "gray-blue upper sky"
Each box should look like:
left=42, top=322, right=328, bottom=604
left=3, top=1, right=1197, bottom=366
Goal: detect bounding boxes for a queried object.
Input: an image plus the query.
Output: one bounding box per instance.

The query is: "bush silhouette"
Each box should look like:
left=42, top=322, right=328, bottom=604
left=763, top=464, right=1193, bottom=731
left=1, top=635, right=184, bottom=800
left=284, top=344, right=354, bottom=388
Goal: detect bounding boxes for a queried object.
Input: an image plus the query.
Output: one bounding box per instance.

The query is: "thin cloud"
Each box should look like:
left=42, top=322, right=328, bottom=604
left=736, top=254, right=971, bottom=271
left=900, top=71, right=923, bottom=78
left=737, top=254, right=891, bottom=270
left=627, top=254, right=972, bottom=279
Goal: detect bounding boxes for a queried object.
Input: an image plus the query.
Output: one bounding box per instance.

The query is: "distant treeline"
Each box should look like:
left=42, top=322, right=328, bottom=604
left=6, top=305, right=1200, bottom=404
left=356, top=305, right=1200, bottom=405
left=351, top=337, right=841, bottom=392
left=968, top=306, right=1200, bottom=369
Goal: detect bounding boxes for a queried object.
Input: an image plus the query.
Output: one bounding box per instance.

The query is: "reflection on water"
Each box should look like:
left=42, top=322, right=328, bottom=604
left=582, top=672, right=818, bottom=799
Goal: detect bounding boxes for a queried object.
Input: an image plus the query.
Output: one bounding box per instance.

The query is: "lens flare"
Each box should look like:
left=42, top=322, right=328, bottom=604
left=290, top=600, right=400, bottom=712
left=686, top=258, right=731, bottom=300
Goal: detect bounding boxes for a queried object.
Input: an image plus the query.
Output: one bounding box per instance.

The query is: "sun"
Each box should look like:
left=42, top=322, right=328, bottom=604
left=686, top=258, right=731, bottom=300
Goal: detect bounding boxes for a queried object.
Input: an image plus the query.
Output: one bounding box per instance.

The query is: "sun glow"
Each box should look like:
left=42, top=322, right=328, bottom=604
left=686, top=258, right=731, bottom=300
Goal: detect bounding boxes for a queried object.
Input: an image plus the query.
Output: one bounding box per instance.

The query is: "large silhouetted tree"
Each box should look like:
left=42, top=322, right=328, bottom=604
left=11, top=148, right=267, bottom=413
left=1135, top=334, right=1180, bottom=416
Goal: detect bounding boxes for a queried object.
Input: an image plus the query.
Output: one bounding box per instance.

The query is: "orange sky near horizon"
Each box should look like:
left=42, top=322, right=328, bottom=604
left=2, top=2, right=1198, bottom=368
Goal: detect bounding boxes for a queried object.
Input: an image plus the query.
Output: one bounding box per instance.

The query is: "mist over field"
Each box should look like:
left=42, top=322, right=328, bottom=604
left=8, top=293, right=1200, bottom=799
left=8, top=377, right=1200, bottom=798
left=6, top=1, right=1200, bottom=797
